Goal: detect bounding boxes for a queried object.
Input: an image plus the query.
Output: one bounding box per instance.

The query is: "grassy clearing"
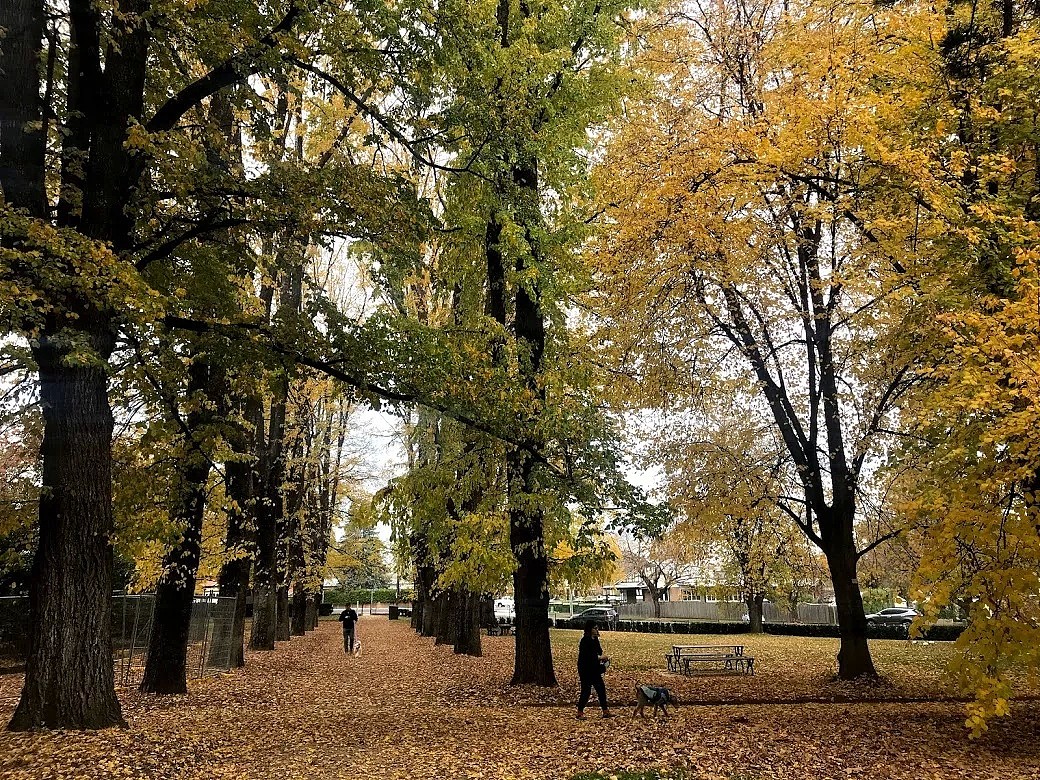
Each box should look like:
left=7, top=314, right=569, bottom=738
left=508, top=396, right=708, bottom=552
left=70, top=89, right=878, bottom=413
left=549, top=627, right=972, bottom=703
left=2, top=621, right=1039, bottom=780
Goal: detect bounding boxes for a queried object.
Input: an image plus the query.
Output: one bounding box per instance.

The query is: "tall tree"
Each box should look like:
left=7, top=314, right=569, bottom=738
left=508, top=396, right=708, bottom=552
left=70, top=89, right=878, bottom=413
left=594, top=0, right=928, bottom=678
left=891, top=0, right=1040, bottom=733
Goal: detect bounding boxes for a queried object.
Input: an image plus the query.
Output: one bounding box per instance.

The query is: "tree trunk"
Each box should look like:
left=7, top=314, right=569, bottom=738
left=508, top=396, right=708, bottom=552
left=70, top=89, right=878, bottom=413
left=415, top=562, right=436, bottom=636
left=509, top=452, right=557, bottom=686
left=249, top=490, right=279, bottom=650
left=0, top=0, right=47, bottom=216
left=746, top=593, right=765, bottom=634
left=506, top=154, right=557, bottom=687
left=647, top=588, right=662, bottom=619
left=434, top=590, right=459, bottom=646
left=454, top=589, right=483, bottom=657
left=215, top=454, right=253, bottom=667
left=9, top=331, right=125, bottom=730
left=305, top=595, right=319, bottom=631
left=141, top=357, right=216, bottom=694
left=826, top=543, right=877, bottom=679
left=421, top=585, right=439, bottom=638
left=139, top=454, right=211, bottom=693
left=291, top=588, right=307, bottom=636
left=276, top=584, right=291, bottom=641
left=479, top=594, right=495, bottom=630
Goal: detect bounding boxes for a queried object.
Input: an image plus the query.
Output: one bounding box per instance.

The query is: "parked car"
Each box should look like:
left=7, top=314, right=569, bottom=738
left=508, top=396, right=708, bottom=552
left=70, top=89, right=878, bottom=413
left=571, top=606, right=619, bottom=626
left=865, top=607, right=920, bottom=627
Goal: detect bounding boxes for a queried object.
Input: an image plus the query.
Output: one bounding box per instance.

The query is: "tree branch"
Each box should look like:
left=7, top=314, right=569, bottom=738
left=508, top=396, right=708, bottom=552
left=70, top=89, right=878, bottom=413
left=146, top=3, right=305, bottom=134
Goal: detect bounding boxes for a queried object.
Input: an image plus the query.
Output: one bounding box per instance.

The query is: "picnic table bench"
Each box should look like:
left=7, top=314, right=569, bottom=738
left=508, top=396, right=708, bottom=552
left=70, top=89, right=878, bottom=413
left=666, top=644, right=755, bottom=675
left=487, top=621, right=513, bottom=636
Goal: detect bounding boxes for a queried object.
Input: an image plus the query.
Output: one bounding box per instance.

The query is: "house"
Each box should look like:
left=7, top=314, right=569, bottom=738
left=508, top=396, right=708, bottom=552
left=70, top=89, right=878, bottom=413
left=602, top=572, right=744, bottom=605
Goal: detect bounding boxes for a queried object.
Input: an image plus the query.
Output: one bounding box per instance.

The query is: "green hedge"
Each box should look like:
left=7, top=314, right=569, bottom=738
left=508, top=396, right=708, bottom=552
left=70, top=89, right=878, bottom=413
left=561, top=618, right=966, bottom=641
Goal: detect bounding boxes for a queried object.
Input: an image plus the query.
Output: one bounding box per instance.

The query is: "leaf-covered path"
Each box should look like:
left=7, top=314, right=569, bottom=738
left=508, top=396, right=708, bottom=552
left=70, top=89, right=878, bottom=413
left=2, top=619, right=1039, bottom=779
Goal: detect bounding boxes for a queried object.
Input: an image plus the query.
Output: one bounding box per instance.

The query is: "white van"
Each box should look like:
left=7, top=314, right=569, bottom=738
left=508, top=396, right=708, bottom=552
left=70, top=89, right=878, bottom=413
left=493, top=598, right=515, bottom=622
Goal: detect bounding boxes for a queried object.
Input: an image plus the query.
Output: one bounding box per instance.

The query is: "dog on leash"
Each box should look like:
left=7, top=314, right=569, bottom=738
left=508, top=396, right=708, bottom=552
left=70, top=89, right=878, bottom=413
left=352, top=638, right=363, bottom=657
left=634, top=684, right=678, bottom=718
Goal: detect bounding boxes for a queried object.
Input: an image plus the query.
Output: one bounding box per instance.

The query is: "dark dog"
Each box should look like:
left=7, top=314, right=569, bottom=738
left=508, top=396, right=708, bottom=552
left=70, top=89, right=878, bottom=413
left=634, top=684, right=678, bottom=717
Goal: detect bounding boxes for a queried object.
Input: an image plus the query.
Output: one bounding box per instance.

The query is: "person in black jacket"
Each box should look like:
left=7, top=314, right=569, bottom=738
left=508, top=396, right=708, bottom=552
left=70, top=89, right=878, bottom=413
left=576, top=621, right=612, bottom=719
left=339, top=605, right=359, bottom=653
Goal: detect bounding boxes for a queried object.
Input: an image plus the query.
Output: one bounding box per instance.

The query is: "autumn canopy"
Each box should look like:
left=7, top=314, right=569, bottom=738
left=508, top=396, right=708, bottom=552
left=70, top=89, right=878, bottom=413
left=0, top=0, right=1039, bottom=753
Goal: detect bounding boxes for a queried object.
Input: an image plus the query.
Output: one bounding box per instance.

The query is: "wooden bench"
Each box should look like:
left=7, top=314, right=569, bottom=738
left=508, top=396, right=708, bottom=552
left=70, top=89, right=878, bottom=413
left=666, top=644, right=755, bottom=675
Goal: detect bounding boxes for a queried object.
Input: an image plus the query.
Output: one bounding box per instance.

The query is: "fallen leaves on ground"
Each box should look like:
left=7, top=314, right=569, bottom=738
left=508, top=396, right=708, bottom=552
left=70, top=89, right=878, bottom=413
left=0, top=621, right=1038, bottom=779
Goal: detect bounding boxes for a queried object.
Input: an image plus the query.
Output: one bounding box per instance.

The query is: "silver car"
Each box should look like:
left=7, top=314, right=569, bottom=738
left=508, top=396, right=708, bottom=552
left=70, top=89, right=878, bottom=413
left=865, top=607, right=919, bottom=628
left=571, top=606, right=619, bottom=626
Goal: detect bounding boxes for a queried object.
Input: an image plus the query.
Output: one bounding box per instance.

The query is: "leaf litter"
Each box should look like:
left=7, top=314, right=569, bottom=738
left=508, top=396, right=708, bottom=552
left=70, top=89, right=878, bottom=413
left=1, top=620, right=1038, bottom=779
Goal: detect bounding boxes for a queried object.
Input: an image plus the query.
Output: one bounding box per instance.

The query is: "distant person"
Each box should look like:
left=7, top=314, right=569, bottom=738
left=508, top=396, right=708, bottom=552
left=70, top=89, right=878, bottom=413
left=339, top=605, right=359, bottom=654
left=576, top=621, right=612, bottom=719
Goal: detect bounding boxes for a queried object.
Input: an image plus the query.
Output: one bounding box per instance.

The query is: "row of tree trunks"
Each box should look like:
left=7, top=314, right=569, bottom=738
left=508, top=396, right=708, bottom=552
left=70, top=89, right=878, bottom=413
left=2, top=0, right=324, bottom=729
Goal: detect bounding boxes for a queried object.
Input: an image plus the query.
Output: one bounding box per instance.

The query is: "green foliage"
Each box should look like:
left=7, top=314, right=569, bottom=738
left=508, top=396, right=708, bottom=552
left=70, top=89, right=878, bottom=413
left=861, top=589, right=898, bottom=617
left=322, top=588, right=412, bottom=605
left=326, top=523, right=391, bottom=592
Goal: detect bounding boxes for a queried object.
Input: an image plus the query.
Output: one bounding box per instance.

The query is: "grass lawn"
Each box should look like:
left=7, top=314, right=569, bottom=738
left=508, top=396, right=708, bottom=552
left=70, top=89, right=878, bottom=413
left=549, top=628, right=974, bottom=704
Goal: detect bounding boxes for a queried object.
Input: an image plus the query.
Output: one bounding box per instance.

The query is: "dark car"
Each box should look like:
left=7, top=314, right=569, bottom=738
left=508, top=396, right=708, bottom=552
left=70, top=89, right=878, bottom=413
left=571, top=606, right=619, bottom=626
left=865, top=607, right=919, bottom=628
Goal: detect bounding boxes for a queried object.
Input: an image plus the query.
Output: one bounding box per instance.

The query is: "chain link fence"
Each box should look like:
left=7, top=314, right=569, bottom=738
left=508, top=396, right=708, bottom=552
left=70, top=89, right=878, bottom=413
left=1, top=593, right=239, bottom=687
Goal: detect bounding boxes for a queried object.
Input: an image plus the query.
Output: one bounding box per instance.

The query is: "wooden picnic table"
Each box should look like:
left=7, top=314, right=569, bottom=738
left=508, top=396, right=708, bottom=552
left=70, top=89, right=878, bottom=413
left=666, top=644, right=755, bottom=675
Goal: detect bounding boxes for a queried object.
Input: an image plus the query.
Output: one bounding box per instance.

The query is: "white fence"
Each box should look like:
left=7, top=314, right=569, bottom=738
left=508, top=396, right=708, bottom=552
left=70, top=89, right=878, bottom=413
left=618, top=600, right=838, bottom=625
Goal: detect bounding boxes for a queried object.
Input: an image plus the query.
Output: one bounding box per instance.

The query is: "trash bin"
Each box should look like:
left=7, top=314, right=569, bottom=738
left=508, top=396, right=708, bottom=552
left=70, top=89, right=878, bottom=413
left=388, top=604, right=399, bottom=620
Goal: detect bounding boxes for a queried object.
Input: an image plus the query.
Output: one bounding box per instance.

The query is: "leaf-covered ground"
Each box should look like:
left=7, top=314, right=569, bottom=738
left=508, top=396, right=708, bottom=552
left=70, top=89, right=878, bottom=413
left=1, top=620, right=1038, bottom=779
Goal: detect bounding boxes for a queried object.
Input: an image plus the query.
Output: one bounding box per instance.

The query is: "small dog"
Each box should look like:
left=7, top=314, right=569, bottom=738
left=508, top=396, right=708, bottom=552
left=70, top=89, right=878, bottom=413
left=634, top=684, right=678, bottom=718
left=352, top=638, right=363, bottom=657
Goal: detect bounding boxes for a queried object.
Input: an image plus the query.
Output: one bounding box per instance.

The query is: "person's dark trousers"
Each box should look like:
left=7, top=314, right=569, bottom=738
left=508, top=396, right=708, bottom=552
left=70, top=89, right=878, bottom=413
left=577, top=674, right=607, bottom=712
left=343, top=629, right=355, bottom=653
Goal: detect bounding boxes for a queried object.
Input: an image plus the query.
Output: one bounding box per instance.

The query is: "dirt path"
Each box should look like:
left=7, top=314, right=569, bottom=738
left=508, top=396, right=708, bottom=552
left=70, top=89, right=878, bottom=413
left=1, top=619, right=1038, bottom=779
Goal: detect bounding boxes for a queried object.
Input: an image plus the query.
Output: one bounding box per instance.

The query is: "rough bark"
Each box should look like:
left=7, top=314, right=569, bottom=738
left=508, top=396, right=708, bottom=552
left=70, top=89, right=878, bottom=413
left=7, top=0, right=148, bottom=728
left=746, top=593, right=765, bottom=634
left=275, top=584, right=291, bottom=642
left=9, top=331, right=125, bottom=730
left=509, top=454, right=557, bottom=685
left=249, top=468, right=280, bottom=651
left=0, top=0, right=47, bottom=216
left=304, top=595, right=319, bottom=631
left=290, top=588, right=307, bottom=636
left=433, top=590, right=458, bottom=645
left=479, top=594, right=496, bottom=630
left=420, top=580, right=438, bottom=638
left=453, top=590, right=483, bottom=657
left=826, top=541, right=877, bottom=679
left=251, top=261, right=301, bottom=650
left=215, top=451, right=254, bottom=667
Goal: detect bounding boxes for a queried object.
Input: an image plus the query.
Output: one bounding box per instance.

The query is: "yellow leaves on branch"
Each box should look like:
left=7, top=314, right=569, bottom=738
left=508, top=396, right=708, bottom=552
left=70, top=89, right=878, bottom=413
left=0, top=206, right=164, bottom=338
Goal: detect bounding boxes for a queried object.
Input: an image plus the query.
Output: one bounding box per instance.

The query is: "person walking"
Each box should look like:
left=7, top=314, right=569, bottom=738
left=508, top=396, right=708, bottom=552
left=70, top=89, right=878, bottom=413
left=339, top=604, right=359, bottom=654
left=576, top=621, right=612, bottom=719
